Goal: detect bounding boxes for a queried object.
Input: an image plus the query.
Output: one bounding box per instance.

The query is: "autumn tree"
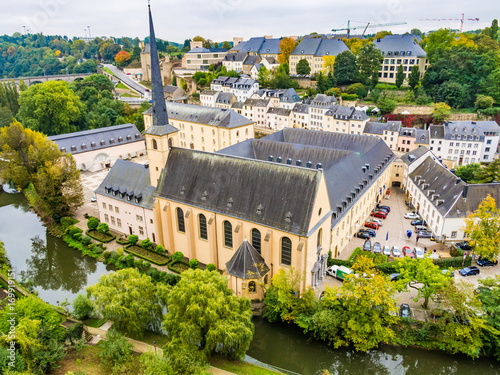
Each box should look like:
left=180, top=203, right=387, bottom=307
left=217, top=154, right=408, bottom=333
left=464, top=195, right=500, bottom=259
left=322, top=55, right=336, bottom=73
left=433, top=102, right=451, bottom=124
left=163, top=269, right=254, bottom=364
left=87, top=268, right=170, bottom=337
left=18, top=80, right=84, bottom=136
left=114, top=50, right=131, bottom=67
left=395, top=64, right=405, bottom=88
left=278, top=37, right=298, bottom=65
left=394, top=257, right=450, bottom=309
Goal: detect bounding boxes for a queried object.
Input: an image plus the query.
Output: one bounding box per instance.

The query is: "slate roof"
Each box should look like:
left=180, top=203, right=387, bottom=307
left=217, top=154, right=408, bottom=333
left=263, top=56, right=279, bottom=64
left=223, top=51, right=248, bottom=62
left=243, top=98, right=269, bottom=107
left=291, top=37, right=349, bottom=57
left=415, top=129, right=429, bottom=144
left=216, top=92, right=235, bottom=104
left=400, top=146, right=430, bottom=165
left=187, top=47, right=227, bottom=54
left=364, top=121, right=402, bottom=135
left=372, top=34, right=426, bottom=57
left=429, top=125, right=445, bottom=139
left=293, top=103, right=310, bottom=114
left=324, top=106, right=368, bottom=121
left=225, top=239, right=270, bottom=279
left=243, top=55, right=260, bottom=66
left=234, top=37, right=281, bottom=55
left=267, top=107, right=292, bottom=116
left=156, top=147, right=323, bottom=236
left=95, top=159, right=155, bottom=210
left=219, top=128, right=395, bottom=229
left=163, top=85, right=183, bottom=94
left=143, top=102, right=253, bottom=128
left=451, top=184, right=500, bottom=218
left=201, top=89, right=219, bottom=96
left=48, top=124, right=144, bottom=155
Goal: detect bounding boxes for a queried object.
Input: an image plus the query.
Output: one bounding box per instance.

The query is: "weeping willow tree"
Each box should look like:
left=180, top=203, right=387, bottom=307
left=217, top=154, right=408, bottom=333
left=162, top=269, right=254, bottom=363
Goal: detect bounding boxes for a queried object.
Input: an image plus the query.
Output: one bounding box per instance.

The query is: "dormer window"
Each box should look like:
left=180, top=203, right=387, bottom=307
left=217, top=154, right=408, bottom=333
left=109, top=138, right=115, bottom=144
left=81, top=143, right=87, bottom=150
left=135, top=193, right=143, bottom=203
left=71, top=145, right=77, bottom=151
left=100, top=140, right=106, bottom=146
left=135, top=133, right=141, bottom=139
left=118, top=136, right=123, bottom=142
left=126, top=135, right=132, bottom=141
left=91, top=142, right=96, bottom=148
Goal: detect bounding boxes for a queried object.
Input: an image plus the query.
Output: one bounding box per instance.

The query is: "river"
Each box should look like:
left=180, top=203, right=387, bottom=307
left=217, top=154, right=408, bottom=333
left=0, top=190, right=499, bottom=374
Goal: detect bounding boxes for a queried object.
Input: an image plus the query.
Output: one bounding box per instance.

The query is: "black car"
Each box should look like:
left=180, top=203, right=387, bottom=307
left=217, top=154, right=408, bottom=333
left=355, top=231, right=371, bottom=239
left=411, top=219, right=426, bottom=226
left=477, top=258, right=498, bottom=267
left=459, top=266, right=480, bottom=277
left=377, top=205, right=391, bottom=212
left=363, top=240, right=372, bottom=251
left=400, top=304, right=412, bottom=318
left=417, top=231, right=433, bottom=238
left=457, top=241, right=473, bottom=251
left=375, top=207, right=390, bottom=213
left=358, top=229, right=376, bottom=237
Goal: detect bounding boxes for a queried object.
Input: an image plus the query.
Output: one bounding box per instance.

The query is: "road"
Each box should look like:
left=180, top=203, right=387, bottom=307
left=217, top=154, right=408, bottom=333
left=102, top=64, right=148, bottom=96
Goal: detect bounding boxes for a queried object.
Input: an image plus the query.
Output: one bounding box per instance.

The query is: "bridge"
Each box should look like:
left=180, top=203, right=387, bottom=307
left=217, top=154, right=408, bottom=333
left=0, top=73, right=93, bottom=86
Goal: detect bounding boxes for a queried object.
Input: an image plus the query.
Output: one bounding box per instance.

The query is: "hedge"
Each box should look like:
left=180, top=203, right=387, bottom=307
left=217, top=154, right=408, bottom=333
left=327, top=258, right=353, bottom=268
left=168, top=260, right=191, bottom=274
left=124, top=244, right=171, bottom=266
left=433, top=256, right=471, bottom=269
left=116, top=237, right=129, bottom=245
left=375, top=262, right=399, bottom=275
left=348, top=247, right=362, bottom=262
left=86, top=229, right=116, bottom=243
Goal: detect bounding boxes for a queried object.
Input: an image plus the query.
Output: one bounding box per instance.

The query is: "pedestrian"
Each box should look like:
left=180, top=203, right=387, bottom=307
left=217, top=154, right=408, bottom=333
left=424, top=247, right=427, bottom=253
left=416, top=236, right=419, bottom=243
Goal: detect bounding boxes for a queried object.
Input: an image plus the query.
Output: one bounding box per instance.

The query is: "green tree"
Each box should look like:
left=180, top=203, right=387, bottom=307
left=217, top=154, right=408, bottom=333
left=315, top=71, right=327, bottom=93
left=72, top=293, right=94, bottom=320
left=99, top=330, right=134, bottom=374
left=471, top=159, right=500, bottom=184
left=333, top=50, right=358, bottom=86
left=394, top=257, right=450, bottom=309
left=296, top=59, right=311, bottom=75
left=464, top=195, right=500, bottom=259
left=395, top=64, right=405, bottom=88
left=163, top=269, right=253, bottom=363
left=421, top=28, right=457, bottom=63
left=454, top=163, right=481, bottom=183
left=475, top=95, right=495, bottom=109
left=357, top=43, right=383, bottom=87
left=257, top=66, right=270, bottom=87
left=18, top=81, right=84, bottom=135
left=477, top=276, right=500, bottom=359
left=128, top=234, right=139, bottom=245
left=87, top=216, right=100, bottom=230
left=268, top=72, right=298, bottom=90
left=141, top=238, right=153, bottom=249
left=377, top=92, right=397, bottom=114
left=433, top=102, right=451, bottom=123
left=171, top=75, right=177, bottom=86
left=411, top=28, right=422, bottom=36
left=408, top=65, right=420, bottom=90
left=222, top=41, right=232, bottom=50
left=97, top=222, right=109, bottom=234
left=434, top=81, right=469, bottom=108
left=87, top=268, right=170, bottom=337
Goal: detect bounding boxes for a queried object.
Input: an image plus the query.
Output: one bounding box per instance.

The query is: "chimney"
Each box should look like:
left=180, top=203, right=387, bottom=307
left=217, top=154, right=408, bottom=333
left=264, top=35, right=273, bottom=39
left=190, top=40, right=203, bottom=49
left=233, top=37, right=243, bottom=46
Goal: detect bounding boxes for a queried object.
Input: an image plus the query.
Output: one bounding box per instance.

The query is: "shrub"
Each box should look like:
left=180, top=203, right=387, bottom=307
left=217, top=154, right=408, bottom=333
left=375, top=262, right=398, bottom=275
left=72, top=294, right=94, bottom=320
left=164, top=273, right=181, bottom=286
left=97, top=223, right=109, bottom=234
left=103, top=251, right=111, bottom=259
left=81, top=236, right=92, bottom=245
left=206, top=263, right=216, bottom=271
left=189, top=258, right=199, bottom=269
left=172, top=251, right=184, bottom=262
left=73, top=233, right=82, bottom=241
left=327, top=258, right=353, bottom=268
left=87, top=217, right=100, bottom=230
left=61, top=217, right=77, bottom=231
left=126, top=254, right=135, bottom=267
left=134, top=260, right=143, bottom=268
left=128, top=235, right=139, bottom=245
left=326, top=87, right=342, bottom=97
left=69, top=226, right=83, bottom=236
left=94, top=247, right=104, bottom=255
left=99, top=330, right=133, bottom=374
left=142, top=262, right=151, bottom=272
left=155, top=244, right=165, bottom=254
left=433, top=256, right=471, bottom=269
left=348, top=247, right=362, bottom=262
left=141, top=238, right=153, bottom=249
left=117, top=248, right=124, bottom=256
left=109, top=251, right=119, bottom=260
left=341, top=93, right=357, bottom=101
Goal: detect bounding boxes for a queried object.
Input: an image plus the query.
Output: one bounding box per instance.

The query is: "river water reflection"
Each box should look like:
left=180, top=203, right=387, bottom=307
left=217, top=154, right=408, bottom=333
left=0, top=191, right=112, bottom=306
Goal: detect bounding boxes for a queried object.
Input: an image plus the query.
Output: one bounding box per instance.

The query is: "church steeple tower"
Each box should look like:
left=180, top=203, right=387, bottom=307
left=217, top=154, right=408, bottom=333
left=143, top=2, right=179, bottom=187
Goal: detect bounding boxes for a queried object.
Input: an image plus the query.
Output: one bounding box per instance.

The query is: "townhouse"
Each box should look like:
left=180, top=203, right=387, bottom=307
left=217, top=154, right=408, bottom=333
left=290, top=36, right=349, bottom=75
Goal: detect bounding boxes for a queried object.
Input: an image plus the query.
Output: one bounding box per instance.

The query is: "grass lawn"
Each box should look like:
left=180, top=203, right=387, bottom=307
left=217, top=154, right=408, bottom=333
left=83, top=317, right=107, bottom=328
left=121, top=93, right=140, bottom=98
left=54, top=344, right=142, bottom=375
left=125, top=245, right=171, bottom=265
left=102, top=66, right=116, bottom=77
left=139, top=80, right=152, bottom=88
left=210, top=356, right=283, bottom=375
left=87, top=229, right=116, bottom=243
left=169, top=260, right=190, bottom=273
left=116, top=81, right=129, bottom=89
left=124, top=329, right=169, bottom=348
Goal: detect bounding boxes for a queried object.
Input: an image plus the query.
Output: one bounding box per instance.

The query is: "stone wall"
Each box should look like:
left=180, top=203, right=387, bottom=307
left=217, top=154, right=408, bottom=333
left=393, top=105, right=433, bottom=115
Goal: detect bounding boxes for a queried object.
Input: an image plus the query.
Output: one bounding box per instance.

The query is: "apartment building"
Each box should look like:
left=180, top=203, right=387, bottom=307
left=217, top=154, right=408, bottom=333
left=239, top=98, right=271, bottom=127
left=290, top=36, right=349, bottom=75
left=363, top=121, right=402, bottom=151
left=229, top=78, right=260, bottom=102
left=182, top=47, right=227, bottom=71
left=266, top=107, right=293, bottom=130
left=308, top=94, right=337, bottom=130
left=323, top=106, right=370, bottom=134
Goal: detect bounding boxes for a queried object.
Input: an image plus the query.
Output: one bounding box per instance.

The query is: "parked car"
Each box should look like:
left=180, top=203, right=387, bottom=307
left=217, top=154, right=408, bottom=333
left=411, top=220, right=426, bottom=226
left=414, top=247, right=424, bottom=259
left=391, top=246, right=401, bottom=257
left=404, top=212, right=420, bottom=219
left=400, top=303, right=412, bottom=318
left=367, top=218, right=383, bottom=226
left=365, top=221, right=380, bottom=230
left=383, top=245, right=391, bottom=256
left=373, top=242, right=382, bottom=253
left=359, top=228, right=376, bottom=237
left=363, top=240, right=372, bottom=251
left=417, top=231, right=433, bottom=238
left=91, top=195, right=97, bottom=202
left=375, top=207, right=390, bottom=213
left=477, top=258, right=498, bottom=267
left=459, top=266, right=480, bottom=277
left=389, top=273, right=401, bottom=281
left=456, top=241, right=473, bottom=251
left=414, top=225, right=428, bottom=232
left=403, top=246, right=413, bottom=258
left=376, top=205, right=391, bottom=212
left=371, top=211, right=387, bottom=219
left=355, top=231, right=371, bottom=239
left=441, top=269, right=455, bottom=278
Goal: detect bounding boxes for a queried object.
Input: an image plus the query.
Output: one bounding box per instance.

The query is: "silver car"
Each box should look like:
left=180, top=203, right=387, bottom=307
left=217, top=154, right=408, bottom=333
left=373, top=242, right=382, bottom=253
left=391, top=246, right=401, bottom=257
left=383, top=245, right=391, bottom=256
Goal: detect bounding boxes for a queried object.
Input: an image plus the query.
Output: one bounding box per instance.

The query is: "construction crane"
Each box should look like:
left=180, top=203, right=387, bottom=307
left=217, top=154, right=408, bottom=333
left=419, top=13, right=479, bottom=32
left=331, top=20, right=407, bottom=39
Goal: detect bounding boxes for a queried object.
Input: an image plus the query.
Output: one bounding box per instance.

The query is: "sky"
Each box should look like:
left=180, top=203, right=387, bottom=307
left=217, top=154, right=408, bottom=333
left=1, top=0, right=497, bottom=43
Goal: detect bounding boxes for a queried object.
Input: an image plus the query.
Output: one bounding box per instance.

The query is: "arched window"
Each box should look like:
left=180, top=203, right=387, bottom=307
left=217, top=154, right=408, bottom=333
left=223, top=221, right=232, bottom=248
left=152, top=139, right=158, bottom=150
left=281, top=237, right=292, bottom=266
left=317, top=228, right=322, bottom=247
left=199, top=214, right=207, bottom=240
left=248, top=281, right=256, bottom=293
left=251, top=229, right=261, bottom=254
left=168, top=138, right=173, bottom=149
left=176, top=208, right=185, bottom=233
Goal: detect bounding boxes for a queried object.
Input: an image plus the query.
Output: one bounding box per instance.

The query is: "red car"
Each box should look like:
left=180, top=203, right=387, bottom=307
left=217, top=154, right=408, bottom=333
left=403, top=246, right=413, bottom=258
left=365, top=221, right=380, bottom=230
left=371, top=211, right=387, bottom=219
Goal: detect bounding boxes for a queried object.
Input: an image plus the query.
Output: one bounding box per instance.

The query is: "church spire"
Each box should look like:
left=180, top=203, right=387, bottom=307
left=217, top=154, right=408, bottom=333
left=148, top=3, right=169, bottom=126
